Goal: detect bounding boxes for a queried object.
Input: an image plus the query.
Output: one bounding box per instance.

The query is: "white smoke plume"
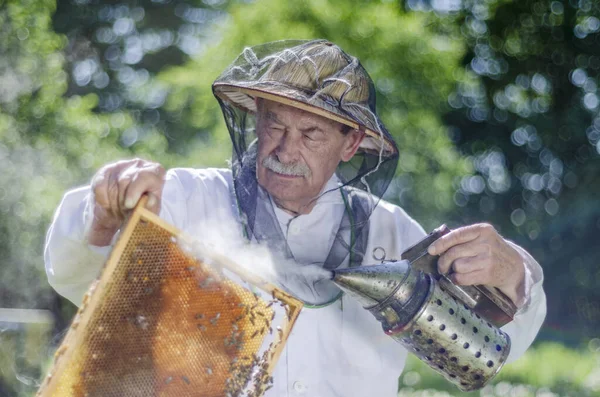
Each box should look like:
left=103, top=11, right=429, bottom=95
left=175, top=210, right=333, bottom=304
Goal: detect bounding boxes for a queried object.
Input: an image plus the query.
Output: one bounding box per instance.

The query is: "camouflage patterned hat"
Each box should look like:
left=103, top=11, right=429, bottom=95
left=212, top=39, right=397, bottom=157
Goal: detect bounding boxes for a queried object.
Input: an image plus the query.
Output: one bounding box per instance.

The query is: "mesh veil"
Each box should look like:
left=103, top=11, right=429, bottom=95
left=212, top=40, right=399, bottom=305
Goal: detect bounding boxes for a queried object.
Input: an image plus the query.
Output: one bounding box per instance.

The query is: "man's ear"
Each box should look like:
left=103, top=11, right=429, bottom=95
left=341, top=129, right=365, bottom=162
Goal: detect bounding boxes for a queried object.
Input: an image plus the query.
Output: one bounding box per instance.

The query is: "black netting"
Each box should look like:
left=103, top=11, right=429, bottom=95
left=212, top=39, right=399, bottom=305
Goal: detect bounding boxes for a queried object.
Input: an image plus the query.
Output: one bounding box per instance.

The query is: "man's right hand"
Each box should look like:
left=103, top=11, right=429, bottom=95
left=88, top=159, right=166, bottom=246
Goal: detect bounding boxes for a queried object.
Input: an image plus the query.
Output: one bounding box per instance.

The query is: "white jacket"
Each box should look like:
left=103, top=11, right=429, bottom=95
left=45, top=168, right=546, bottom=397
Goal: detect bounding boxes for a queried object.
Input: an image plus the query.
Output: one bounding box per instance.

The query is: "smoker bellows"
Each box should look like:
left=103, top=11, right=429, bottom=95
left=331, top=225, right=516, bottom=392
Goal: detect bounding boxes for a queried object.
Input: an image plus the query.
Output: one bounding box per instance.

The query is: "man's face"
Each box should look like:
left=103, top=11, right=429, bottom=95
left=255, top=99, right=364, bottom=214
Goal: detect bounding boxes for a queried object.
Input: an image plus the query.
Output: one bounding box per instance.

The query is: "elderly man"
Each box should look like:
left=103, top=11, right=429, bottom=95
left=45, top=40, right=546, bottom=396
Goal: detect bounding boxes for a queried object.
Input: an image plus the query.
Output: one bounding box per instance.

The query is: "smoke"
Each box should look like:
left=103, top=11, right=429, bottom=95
left=176, top=210, right=334, bottom=304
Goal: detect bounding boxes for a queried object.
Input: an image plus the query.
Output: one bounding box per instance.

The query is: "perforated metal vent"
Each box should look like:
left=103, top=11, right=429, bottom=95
left=396, top=277, right=510, bottom=391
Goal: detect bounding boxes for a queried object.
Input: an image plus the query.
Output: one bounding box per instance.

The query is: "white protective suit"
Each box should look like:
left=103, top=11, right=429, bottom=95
left=45, top=167, right=546, bottom=397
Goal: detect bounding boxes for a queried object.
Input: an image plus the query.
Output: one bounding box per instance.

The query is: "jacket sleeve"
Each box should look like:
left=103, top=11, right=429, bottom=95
left=44, top=169, right=194, bottom=306
left=501, top=242, right=547, bottom=363
left=44, top=186, right=110, bottom=306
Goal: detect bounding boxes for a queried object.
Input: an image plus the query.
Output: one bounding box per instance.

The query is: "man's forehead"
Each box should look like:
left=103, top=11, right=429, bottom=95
left=259, top=99, right=342, bottom=128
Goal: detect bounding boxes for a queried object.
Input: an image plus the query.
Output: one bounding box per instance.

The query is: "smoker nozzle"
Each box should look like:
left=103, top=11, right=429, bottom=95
left=331, top=260, right=412, bottom=308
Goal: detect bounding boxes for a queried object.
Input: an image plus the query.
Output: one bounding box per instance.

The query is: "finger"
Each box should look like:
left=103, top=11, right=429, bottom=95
left=123, top=165, right=165, bottom=212
left=428, top=224, right=484, bottom=256
left=91, top=171, right=110, bottom=210
left=117, top=161, right=143, bottom=216
left=146, top=193, right=161, bottom=215
left=106, top=167, right=123, bottom=220
left=92, top=159, right=138, bottom=212
left=449, top=269, right=488, bottom=286
left=90, top=171, right=120, bottom=232
left=450, top=254, right=488, bottom=274
left=437, top=243, right=486, bottom=274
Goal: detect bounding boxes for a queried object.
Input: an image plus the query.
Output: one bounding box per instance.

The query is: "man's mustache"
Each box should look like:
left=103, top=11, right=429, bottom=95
left=262, top=154, right=311, bottom=177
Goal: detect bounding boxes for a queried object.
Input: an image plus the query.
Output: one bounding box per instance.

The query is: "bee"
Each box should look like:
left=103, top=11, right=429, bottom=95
left=256, top=311, right=265, bottom=317
left=126, top=271, right=135, bottom=282
left=54, top=345, right=68, bottom=359
left=165, top=376, right=173, bottom=385
left=195, top=313, right=204, bottom=320
left=197, top=325, right=206, bottom=331
left=181, top=376, right=191, bottom=385
left=206, top=367, right=213, bottom=376
left=251, top=330, right=259, bottom=339
left=199, top=277, right=214, bottom=289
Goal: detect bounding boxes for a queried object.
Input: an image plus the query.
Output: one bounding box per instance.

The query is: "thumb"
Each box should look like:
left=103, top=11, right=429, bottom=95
left=146, top=193, right=160, bottom=215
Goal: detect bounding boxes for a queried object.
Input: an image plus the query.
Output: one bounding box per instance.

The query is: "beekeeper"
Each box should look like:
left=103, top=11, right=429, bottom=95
left=45, top=39, right=546, bottom=396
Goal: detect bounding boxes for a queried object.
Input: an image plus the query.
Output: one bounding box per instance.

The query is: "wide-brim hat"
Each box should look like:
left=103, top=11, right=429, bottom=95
left=212, top=39, right=397, bottom=157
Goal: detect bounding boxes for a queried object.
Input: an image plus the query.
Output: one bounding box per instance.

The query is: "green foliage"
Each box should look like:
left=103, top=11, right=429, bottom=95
left=436, top=0, right=600, bottom=338
left=0, top=0, right=175, bottom=312
left=399, top=342, right=599, bottom=396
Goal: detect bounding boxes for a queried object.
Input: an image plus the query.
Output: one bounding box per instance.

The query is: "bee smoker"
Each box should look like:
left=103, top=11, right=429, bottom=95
left=332, top=225, right=518, bottom=391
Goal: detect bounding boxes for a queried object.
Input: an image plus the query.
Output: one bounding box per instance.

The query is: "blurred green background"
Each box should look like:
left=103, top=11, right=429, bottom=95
left=1, top=0, right=599, bottom=395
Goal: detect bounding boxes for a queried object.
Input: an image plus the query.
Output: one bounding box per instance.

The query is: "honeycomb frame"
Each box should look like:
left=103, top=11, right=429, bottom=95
left=38, top=197, right=303, bottom=397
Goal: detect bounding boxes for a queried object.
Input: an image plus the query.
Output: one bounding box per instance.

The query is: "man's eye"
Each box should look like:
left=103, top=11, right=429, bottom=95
left=268, top=126, right=284, bottom=134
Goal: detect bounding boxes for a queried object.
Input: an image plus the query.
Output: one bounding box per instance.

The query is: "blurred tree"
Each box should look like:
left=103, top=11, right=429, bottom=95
left=0, top=0, right=184, bottom=393
left=420, top=0, right=600, bottom=341
left=52, top=0, right=231, bottom=154
left=0, top=0, right=173, bottom=351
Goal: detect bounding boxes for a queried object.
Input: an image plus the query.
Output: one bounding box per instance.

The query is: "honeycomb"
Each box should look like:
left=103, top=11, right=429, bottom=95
left=38, top=201, right=302, bottom=397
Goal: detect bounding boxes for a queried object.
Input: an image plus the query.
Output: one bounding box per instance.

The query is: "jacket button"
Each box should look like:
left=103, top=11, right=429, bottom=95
left=293, top=381, right=307, bottom=394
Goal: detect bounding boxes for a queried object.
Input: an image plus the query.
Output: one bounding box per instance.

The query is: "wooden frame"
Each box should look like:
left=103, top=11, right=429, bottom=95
left=38, top=198, right=303, bottom=396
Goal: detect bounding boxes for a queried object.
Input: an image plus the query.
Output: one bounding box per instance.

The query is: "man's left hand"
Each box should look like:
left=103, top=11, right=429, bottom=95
left=427, top=223, right=525, bottom=306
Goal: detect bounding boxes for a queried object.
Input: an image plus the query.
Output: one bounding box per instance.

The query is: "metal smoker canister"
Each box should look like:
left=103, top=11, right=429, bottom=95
left=332, top=260, right=511, bottom=391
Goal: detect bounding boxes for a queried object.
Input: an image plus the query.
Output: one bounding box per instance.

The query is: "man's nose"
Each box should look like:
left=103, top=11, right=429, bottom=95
left=275, top=131, right=300, bottom=163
